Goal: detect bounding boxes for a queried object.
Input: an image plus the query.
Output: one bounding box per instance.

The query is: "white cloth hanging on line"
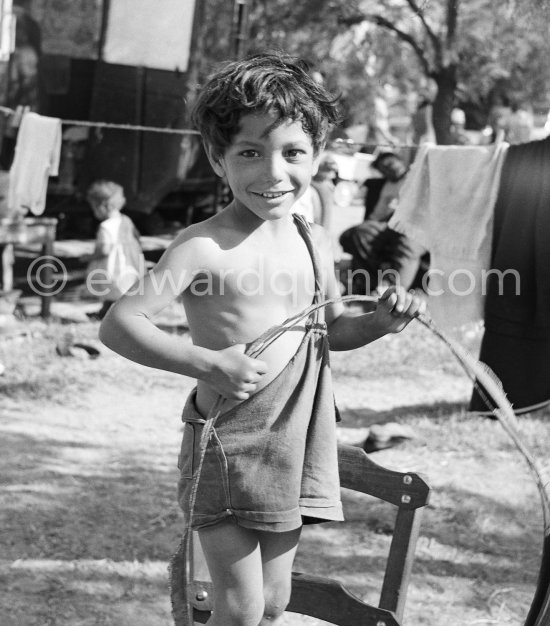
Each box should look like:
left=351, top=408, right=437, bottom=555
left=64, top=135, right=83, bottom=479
left=389, top=142, right=509, bottom=332
left=8, top=111, right=62, bottom=216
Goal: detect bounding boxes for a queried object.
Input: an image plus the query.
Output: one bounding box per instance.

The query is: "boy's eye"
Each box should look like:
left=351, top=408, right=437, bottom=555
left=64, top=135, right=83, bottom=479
left=240, top=149, right=260, bottom=158
left=286, top=149, right=307, bottom=159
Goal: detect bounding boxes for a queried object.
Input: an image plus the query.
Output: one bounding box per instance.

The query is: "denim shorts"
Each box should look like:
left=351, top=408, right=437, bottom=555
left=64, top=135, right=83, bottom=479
left=177, top=324, right=343, bottom=532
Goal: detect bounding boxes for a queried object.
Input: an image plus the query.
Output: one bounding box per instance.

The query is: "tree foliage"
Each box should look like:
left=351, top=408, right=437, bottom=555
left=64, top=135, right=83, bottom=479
left=196, top=0, right=550, bottom=143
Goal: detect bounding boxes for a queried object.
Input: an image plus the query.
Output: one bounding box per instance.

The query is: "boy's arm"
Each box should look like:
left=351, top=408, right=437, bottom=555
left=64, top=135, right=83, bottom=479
left=311, top=225, right=425, bottom=351
left=98, top=235, right=267, bottom=400
left=327, top=287, right=425, bottom=351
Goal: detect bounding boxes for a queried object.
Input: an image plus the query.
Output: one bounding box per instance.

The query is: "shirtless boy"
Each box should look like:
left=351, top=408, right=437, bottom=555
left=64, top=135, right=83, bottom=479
left=99, top=52, right=425, bottom=626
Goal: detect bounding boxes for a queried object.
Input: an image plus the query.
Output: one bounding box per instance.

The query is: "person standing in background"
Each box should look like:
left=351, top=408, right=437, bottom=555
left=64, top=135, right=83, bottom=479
left=85, top=180, right=145, bottom=320
left=8, top=0, right=41, bottom=111
left=449, top=108, right=471, bottom=145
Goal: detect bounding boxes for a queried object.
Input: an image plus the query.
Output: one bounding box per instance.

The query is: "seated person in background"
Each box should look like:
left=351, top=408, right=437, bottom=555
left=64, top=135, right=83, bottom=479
left=85, top=180, right=145, bottom=320
left=339, top=151, right=428, bottom=295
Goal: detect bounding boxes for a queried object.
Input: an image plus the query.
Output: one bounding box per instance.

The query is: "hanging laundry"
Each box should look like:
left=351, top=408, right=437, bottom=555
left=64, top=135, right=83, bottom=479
left=389, top=142, right=509, bottom=331
left=470, top=136, right=550, bottom=412
left=103, top=0, right=196, bottom=72
left=8, top=112, right=62, bottom=216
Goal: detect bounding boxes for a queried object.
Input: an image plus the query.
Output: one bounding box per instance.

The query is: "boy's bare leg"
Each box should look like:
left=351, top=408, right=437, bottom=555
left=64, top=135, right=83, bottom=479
left=199, top=521, right=301, bottom=626
left=199, top=520, right=264, bottom=626
left=258, top=527, right=301, bottom=624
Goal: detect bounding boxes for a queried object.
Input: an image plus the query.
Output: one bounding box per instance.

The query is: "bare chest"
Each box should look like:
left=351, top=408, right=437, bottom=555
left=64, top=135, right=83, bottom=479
left=197, top=239, right=316, bottom=303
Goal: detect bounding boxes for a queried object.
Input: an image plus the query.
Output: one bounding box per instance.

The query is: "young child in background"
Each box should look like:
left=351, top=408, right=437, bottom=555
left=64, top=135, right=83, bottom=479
left=85, top=180, right=145, bottom=320
left=99, top=53, right=425, bottom=625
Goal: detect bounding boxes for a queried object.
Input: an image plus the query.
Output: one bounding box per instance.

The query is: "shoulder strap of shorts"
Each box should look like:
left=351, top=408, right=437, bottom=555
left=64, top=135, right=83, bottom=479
left=293, top=213, right=323, bottom=306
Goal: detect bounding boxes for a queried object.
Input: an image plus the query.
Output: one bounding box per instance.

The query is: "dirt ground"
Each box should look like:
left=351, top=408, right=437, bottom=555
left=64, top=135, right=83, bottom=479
left=1, top=304, right=548, bottom=625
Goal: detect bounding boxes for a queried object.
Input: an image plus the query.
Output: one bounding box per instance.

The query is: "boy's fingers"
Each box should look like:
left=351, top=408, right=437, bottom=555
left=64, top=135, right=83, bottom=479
left=395, top=293, right=408, bottom=313
left=409, top=296, right=427, bottom=317
left=398, top=295, right=426, bottom=319
left=244, top=373, right=263, bottom=384
left=380, top=288, right=424, bottom=317
left=378, top=288, right=396, bottom=306
left=254, top=359, right=268, bottom=375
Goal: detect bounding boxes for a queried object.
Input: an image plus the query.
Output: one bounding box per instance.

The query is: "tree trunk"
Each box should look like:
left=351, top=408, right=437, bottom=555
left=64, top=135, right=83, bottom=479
left=431, top=64, right=457, bottom=145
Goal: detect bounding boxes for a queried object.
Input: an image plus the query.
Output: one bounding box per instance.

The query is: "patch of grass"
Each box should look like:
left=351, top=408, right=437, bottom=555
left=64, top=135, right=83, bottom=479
left=0, top=318, right=187, bottom=403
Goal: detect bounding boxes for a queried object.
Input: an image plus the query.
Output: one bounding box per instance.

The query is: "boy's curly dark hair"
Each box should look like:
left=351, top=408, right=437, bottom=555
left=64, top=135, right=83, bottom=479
left=191, top=52, right=341, bottom=157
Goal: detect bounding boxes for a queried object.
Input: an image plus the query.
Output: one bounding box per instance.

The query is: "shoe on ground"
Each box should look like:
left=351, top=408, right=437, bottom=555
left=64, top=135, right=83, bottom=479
left=363, top=422, right=415, bottom=453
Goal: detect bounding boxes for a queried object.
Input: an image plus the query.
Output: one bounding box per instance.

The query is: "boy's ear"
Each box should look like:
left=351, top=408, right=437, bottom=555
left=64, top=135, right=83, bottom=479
left=204, top=144, right=226, bottom=178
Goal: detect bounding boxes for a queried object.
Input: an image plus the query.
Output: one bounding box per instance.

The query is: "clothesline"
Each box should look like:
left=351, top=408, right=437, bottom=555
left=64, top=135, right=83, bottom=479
left=331, top=139, right=420, bottom=150
left=0, top=105, right=500, bottom=151
left=0, top=105, right=436, bottom=148
left=0, top=106, right=201, bottom=136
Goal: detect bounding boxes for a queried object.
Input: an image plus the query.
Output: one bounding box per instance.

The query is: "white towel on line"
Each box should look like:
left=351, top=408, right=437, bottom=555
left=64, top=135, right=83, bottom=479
left=8, top=112, right=62, bottom=216
left=389, top=142, right=509, bottom=332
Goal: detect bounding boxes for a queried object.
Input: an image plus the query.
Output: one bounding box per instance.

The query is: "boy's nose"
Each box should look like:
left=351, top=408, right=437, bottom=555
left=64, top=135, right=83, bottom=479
left=262, top=155, right=286, bottom=182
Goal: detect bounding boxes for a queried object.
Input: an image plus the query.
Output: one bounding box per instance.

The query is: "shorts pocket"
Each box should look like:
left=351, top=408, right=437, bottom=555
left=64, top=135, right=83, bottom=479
left=178, top=422, right=202, bottom=478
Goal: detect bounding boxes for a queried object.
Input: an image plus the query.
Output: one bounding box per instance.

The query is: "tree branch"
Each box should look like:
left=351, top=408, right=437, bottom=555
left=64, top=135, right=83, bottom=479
left=366, top=13, right=433, bottom=76
left=404, top=0, right=442, bottom=64
left=446, top=0, right=459, bottom=49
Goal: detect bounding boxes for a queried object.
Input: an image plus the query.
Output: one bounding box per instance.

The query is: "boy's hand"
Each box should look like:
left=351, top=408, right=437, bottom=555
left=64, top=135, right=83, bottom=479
left=208, top=344, right=267, bottom=401
left=373, top=286, right=426, bottom=334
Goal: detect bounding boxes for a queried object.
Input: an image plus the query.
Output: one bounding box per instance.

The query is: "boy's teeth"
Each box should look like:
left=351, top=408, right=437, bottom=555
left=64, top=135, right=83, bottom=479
left=261, top=191, right=285, bottom=198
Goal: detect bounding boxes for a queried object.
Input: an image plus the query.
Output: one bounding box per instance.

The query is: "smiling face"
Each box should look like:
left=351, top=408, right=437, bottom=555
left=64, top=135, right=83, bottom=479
left=207, top=111, right=321, bottom=221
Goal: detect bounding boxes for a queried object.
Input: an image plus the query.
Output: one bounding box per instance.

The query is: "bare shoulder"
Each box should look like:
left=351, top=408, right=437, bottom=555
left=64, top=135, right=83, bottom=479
left=160, top=213, right=227, bottom=265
